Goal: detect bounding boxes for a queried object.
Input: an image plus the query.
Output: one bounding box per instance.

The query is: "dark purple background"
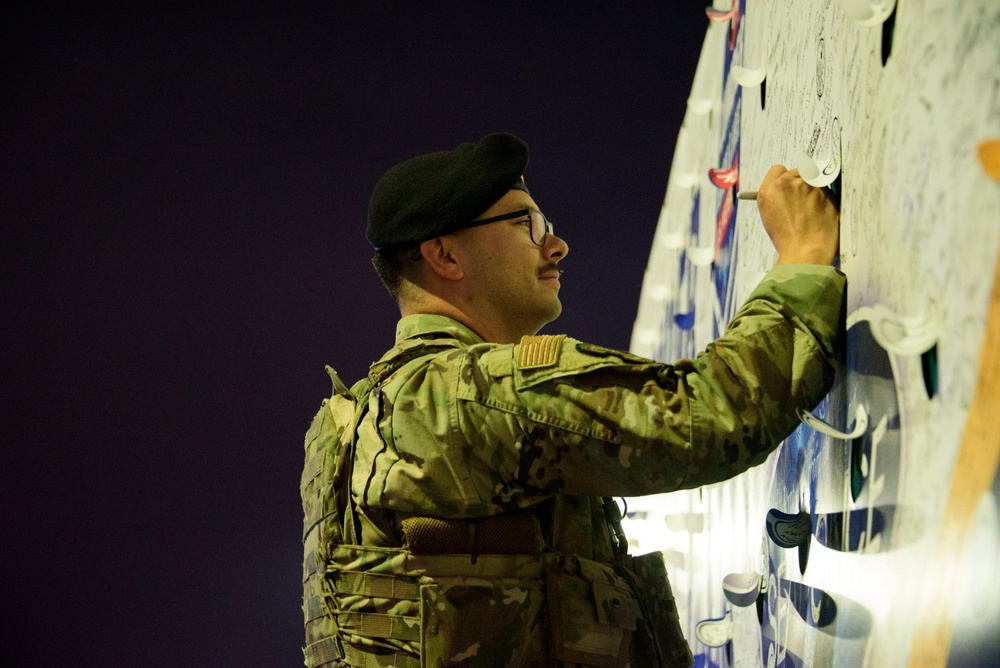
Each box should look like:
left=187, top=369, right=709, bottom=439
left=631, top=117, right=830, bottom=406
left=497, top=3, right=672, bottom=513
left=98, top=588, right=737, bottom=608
left=2, top=3, right=706, bottom=665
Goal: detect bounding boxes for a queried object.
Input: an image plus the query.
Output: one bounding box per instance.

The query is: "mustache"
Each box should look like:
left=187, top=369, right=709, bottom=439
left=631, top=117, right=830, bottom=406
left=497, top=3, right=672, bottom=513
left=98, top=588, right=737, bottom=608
left=539, top=263, right=565, bottom=276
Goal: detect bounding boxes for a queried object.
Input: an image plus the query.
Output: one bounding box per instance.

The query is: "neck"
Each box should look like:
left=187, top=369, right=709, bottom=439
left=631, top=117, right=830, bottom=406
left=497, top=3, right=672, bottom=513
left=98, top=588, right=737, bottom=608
left=399, top=290, right=531, bottom=344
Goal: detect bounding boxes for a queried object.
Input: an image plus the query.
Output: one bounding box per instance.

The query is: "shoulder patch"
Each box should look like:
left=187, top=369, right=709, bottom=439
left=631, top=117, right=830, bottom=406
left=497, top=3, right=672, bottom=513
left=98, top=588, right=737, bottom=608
left=517, top=334, right=566, bottom=369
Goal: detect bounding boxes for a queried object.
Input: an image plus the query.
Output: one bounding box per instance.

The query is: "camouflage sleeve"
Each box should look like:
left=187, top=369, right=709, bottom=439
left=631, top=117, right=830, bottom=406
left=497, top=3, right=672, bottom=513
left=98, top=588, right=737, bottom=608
left=369, top=265, right=844, bottom=516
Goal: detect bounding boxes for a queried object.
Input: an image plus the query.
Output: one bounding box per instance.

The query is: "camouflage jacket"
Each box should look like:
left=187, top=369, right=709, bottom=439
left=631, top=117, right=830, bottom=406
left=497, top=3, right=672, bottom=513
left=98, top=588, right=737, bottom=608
left=304, top=264, right=845, bottom=667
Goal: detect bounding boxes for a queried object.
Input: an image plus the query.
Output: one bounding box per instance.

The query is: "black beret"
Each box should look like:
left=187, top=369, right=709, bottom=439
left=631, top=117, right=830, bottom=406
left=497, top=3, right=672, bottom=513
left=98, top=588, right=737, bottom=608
left=367, top=132, right=530, bottom=249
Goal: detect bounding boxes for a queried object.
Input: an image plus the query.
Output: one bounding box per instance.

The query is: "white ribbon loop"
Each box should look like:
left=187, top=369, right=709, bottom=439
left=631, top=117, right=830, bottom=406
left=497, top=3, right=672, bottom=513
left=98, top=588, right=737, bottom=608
left=797, top=403, right=869, bottom=439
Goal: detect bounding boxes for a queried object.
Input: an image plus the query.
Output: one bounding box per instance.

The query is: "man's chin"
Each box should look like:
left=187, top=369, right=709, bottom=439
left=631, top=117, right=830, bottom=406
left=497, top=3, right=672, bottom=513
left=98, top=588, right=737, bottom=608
left=539, top=301, right=563, bottom=327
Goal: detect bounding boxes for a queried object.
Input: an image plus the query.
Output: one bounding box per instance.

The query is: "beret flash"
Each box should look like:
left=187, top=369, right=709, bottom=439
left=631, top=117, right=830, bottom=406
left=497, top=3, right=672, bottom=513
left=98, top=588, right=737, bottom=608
left=367, top=132, right=530, bottom=249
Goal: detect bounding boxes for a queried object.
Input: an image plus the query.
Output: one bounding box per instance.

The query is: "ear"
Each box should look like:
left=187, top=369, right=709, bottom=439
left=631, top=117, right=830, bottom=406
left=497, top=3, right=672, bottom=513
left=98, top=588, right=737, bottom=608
left=419, top=237, right=465, bottom=281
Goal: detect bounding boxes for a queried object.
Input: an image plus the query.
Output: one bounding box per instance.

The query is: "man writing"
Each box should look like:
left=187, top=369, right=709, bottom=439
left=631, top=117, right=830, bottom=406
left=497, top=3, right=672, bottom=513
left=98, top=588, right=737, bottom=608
left=301, top=133, right=843, bottom=667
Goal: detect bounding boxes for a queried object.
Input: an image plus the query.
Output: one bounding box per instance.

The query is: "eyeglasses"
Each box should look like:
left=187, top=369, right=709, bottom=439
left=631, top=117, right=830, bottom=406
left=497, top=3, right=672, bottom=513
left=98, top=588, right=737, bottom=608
left=465, top=208, right=554, bottom=247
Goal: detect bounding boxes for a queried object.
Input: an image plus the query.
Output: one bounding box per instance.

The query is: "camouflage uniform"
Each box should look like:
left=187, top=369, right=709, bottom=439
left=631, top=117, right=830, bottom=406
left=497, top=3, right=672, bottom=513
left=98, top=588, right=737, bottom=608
left=302, top=264, right=845, bottom=667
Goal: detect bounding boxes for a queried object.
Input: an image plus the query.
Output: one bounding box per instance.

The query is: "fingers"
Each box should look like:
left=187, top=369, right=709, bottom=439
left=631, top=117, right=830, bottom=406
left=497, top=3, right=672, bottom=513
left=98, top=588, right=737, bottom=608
left=758, top=166, right=804, bottom=194
left=757, top=166, right=819, bottom=211
left=759, top=164, right=788, bottom=191
left=753, top=164, right=840, bottom=266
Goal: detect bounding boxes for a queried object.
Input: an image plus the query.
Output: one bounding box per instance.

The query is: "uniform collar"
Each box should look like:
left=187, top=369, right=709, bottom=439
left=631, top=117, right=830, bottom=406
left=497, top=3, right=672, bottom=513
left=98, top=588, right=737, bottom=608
left=394, top=314, right=486, bottom=346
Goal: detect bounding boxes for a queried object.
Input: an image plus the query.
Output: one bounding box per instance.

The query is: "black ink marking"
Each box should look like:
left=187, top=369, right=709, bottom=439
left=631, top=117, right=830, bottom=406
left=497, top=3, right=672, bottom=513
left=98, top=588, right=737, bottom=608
left=880, top=4, right=898, bottom=67
left=807, top=123, right=822, bottom=157
left=816, top=38, right=826, bottom=98
left=798, top=536, right=810, bottom=575
left=921, top=343, right=938, bottom=399
left=850, top=434, right=865, bottom=502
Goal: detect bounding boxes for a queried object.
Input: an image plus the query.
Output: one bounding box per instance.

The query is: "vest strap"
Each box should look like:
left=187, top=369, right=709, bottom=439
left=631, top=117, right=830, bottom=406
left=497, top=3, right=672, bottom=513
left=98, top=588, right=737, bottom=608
left=337, top=612, right=421, bottom=643
left=343, top=643, right=421, bottom=668
left=334, top=571, right=420, bottom=601
left=302, top=635, right=343, bottom=666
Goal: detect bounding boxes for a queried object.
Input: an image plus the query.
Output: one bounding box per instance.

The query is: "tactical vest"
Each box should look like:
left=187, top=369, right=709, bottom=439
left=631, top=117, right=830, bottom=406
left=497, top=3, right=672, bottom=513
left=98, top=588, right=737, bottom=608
left=301, top=362, right=693, bottom=667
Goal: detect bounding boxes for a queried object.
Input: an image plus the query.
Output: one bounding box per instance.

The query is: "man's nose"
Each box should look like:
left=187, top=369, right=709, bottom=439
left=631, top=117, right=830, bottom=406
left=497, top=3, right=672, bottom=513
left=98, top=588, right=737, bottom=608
left=545, top=232, right=569, bottom=261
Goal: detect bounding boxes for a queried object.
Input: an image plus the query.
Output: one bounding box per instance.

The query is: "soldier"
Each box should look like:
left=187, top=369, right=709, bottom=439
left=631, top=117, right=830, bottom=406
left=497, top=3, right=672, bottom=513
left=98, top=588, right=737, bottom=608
left=301, top=133, right=843, bottom=667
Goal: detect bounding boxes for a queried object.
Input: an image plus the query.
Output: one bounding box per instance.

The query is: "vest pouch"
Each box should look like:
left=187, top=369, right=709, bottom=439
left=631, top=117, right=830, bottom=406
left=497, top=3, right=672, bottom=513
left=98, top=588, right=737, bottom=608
left=544, top=554, right=638, bottom=667
left=419, top=575, right=546, bottom=667
left=629, top=552, right=694, bottom=667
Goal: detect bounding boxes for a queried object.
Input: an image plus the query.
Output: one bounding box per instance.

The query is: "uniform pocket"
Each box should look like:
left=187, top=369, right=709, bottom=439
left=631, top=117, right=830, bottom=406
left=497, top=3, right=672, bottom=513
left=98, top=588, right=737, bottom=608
left=419, top=577, right=546, bottom=668
left=544, top=555, right=638, bottom=668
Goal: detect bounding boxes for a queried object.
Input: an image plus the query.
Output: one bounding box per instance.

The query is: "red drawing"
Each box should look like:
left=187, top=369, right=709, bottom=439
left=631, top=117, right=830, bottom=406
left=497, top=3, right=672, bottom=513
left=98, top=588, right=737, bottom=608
left=708, top=153, right=739, bottom=190
left=709, top=152, right=739, bottom=261
left=706, top=2, right=741, bottom=50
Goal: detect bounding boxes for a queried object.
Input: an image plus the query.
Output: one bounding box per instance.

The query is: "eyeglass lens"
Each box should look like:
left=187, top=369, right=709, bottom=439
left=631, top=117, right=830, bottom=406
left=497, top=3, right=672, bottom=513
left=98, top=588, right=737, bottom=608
left=529, top=210, right=553, bottom=246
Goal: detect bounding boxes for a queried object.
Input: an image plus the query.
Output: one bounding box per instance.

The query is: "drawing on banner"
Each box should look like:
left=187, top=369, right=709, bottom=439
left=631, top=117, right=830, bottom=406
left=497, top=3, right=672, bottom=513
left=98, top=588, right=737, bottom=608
left=629, top=0, right=1000, bottom=665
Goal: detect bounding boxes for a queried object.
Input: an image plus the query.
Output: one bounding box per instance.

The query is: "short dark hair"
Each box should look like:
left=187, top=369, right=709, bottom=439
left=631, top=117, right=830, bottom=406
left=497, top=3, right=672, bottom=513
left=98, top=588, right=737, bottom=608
left=371, top=246, right=422, bottom=302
